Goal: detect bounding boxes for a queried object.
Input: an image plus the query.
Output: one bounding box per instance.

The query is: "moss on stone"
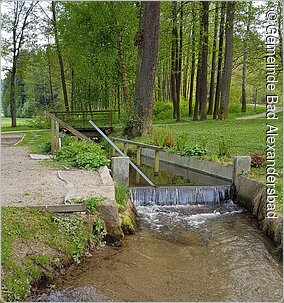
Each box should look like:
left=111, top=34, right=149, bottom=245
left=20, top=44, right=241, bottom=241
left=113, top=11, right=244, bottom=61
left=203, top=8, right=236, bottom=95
left=121, top=215, right=135, bottom=235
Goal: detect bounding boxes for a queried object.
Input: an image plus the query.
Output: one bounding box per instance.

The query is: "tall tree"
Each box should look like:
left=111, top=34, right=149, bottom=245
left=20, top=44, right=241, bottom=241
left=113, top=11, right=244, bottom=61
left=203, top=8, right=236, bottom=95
left=219, top=2, right=236, bottom=120
left=193, top=4, right=203, bottom=121
left=110, top=2, right=132, bottom=117
left=170, top=1, right=178, bottom=119
left=207, top=3, right=219, bottom=115
left=51, top=1, right=69, bottom=111
left=188, top=4, right=196, bottom=117
left=241, top=2, right=252, bottom=113
left=199, top=1, right=209, bottom=121
left=133, top=2, right=160, bottom=136
left=213, top=2, right=226, bottom=119
left=3, top=1, right=37, bottom=127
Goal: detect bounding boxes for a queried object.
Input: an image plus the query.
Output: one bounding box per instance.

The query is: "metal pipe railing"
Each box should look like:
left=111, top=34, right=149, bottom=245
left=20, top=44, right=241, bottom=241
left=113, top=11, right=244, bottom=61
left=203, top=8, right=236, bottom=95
left=89, top=120, right=155, bottom=187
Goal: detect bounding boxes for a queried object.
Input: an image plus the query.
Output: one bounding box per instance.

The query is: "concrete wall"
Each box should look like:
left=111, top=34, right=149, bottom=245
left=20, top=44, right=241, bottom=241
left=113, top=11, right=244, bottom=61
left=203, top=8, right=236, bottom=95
left=141, top=148, right=233, bottom=182
left=236, top=176, right=282, bottom=255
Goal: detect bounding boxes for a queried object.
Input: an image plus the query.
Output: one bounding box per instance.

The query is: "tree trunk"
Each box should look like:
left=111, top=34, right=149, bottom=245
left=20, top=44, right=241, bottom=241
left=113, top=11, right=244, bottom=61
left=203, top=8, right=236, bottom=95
left=219, top=2, right=236, bottom=120
left=9, top=61, right=17, bottom=127
left=51, top=1, right=69, bottom=112
left=176, top=2, right=183, bottom=122
left=241, top=3, right=252, bottom=113
left=170, top=1, right=178, bottom=119
left=111, top=3, right=131, bottom=116
left=213, top=2, right=226, bottom=119
left=193, top=6, right=203, bottom=121
left=188, top=6, right=196, bottom=117
left=133, top=2, right=160, bottom=137
left=199, top=1, right=209, bottom=121
left=207, top=3, right=219, bottom=115
left=71, top=67, right=75, bottom=111
left=47, top=47, right=55, bottom=106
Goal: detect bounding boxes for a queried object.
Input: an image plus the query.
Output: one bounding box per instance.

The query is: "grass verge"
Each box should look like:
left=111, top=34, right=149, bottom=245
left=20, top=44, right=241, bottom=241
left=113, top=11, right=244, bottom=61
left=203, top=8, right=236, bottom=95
left=1, top=207, right=101, bottom=301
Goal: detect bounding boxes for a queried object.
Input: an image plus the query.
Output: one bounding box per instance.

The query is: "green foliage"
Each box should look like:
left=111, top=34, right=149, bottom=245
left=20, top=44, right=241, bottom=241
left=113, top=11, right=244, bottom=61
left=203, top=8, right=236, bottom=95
left=115, top=183, right=129, bottom=212
left=55, top=141, right=110, bottom=170
left=18, top=130, right=51, bottom=154
left=181, top=144, right=207, bottom=157
left=93, top=218, right=107, bottom=247
left=175, top=133, right=188, bottom=152
left=152, top=127, right=175, bottom=147
left=39, top=140, right=52, bottom=154
left=74, top=196, right=104, bottom=212
left=153, top=101, right=173, bottom=120
left=218, top=136, right=231, bottom=158
left=121, top=215, right=135, bottom=234
left=1, top=207, right=94, bottom=301
left=30, top=115, right=51, bottom=129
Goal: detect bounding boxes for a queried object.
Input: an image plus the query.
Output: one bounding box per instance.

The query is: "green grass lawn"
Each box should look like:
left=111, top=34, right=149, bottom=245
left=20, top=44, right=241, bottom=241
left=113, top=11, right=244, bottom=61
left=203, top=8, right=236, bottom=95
left=1, top=116, right=50, bottom=132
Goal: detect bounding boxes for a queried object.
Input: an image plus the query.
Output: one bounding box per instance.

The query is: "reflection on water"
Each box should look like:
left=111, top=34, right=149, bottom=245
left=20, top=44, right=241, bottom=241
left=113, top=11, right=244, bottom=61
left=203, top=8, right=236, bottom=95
left=37, top=203, right=283, bottom=302
left=129, top=156, right=231, bottom=186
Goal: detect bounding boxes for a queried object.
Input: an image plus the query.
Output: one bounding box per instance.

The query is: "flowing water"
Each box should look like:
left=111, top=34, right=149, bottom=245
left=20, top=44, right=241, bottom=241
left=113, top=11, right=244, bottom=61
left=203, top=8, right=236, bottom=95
left=37, top=198, right=283, bottom=302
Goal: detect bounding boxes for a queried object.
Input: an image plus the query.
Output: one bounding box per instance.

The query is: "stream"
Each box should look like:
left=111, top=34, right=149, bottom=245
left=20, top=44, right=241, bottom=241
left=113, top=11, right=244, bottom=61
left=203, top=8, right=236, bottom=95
left=37, top=201, right=283, bottom=302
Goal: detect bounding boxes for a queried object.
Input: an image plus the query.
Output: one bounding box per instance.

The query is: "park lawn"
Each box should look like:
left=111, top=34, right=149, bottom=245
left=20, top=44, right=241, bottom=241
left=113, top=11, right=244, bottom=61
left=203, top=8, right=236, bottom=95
left=1, top=116, right=50, bottom=132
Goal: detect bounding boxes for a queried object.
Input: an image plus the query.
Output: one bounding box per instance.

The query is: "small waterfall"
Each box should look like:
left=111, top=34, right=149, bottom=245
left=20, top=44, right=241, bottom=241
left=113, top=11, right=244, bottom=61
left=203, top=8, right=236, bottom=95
left=130, top=185, right=235, bottom=206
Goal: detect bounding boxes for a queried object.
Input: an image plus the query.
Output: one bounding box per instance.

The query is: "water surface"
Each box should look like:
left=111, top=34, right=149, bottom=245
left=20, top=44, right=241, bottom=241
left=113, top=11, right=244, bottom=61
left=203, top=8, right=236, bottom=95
left=37, top=202, right=283, bottom=302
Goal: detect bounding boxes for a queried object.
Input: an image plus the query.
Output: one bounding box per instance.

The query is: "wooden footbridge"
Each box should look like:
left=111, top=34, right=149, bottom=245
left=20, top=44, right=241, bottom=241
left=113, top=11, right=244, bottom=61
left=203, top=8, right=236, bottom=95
left=45, top=110, right=117, bottom=150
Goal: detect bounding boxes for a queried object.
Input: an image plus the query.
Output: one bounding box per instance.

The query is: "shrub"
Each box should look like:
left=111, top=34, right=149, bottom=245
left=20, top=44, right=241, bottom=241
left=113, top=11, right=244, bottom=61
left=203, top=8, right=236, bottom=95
left=251, top=152, right=266, bottom=168
left=115, top=183, right=129, bottom=212
left=79, top=196, right=104, bottom=212
left=218, top=136, right=231, bottom=158
left=55, top=141, right=109, bottom=170
left=175, top=133, right=188, bottom=151
left=152, top=127, right=175, bottom=147
left=39, top=141, right=52, bottom=154
left=182, top=144, right=207, bottom=157
left=153, top=101, right=173, bottom=120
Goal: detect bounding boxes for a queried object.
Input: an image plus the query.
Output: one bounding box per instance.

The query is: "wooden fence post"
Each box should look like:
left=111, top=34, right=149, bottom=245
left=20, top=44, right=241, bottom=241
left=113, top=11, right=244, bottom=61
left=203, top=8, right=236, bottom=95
left=136, top=146, right=141, bottom=166
left=154, top=150, right=160, bottom=176
left=123, top=143, right=128, bottom=155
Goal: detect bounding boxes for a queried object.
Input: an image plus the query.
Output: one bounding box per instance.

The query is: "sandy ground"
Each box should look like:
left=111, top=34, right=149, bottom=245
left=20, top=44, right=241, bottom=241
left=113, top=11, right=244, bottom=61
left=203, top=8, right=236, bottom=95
left=1, top=145, right=67, bottom=206
left=1, top=141, right=114, bottom=206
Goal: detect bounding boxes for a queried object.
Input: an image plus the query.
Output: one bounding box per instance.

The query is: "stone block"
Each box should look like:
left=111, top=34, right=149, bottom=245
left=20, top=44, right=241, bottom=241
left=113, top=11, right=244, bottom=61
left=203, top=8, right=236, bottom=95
left=111, top=156, right=129, bottom=186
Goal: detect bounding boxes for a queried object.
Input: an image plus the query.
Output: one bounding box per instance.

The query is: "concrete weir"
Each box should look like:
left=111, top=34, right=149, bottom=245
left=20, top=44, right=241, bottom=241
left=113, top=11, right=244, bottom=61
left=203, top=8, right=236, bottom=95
left=130, top=185, right=235, bottom=206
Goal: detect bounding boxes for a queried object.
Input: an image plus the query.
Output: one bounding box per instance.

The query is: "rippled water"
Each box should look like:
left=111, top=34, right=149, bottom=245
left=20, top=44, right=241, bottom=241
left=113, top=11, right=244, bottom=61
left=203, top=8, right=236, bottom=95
left=36, top=202, right=283, bottom=302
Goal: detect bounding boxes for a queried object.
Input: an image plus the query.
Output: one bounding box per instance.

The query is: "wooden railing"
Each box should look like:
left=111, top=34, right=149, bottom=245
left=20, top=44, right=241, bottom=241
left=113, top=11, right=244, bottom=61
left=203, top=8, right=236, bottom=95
left=45, top=111, right=92, bottom=152
left=112, top=137, right=163, bottom=175
left=50, top=110, right=117, bottom=129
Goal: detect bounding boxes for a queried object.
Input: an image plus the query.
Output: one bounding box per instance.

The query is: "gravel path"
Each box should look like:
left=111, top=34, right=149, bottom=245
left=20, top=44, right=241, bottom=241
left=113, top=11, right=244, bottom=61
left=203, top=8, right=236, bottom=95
left=1, top=143, right=114, bottom=207
left=1, top=145, right=67, bottom=206
left=236, top=107, right=282, bottom=120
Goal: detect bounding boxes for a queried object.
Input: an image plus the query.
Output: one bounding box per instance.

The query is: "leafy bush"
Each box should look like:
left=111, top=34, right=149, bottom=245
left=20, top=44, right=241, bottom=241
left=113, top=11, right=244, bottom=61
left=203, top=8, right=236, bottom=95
left=39, top=140, right=51, bottom=154
left=181, top=144, right=207, bottom=157
left=251, top=152, right=266, bottom=168
left=152, top=127, right=175, bottom=147
left=153, top=101, right=173, bottom=120
left=218, top=136, right=231, bottom=158
left=31, top=114, right=51, bottom=129
left=115, top=183, right=129, bottom=212
left=55, top=141, right=109, bottom=170
left=175, top=133, right=188, bottom=151
left=78, top=196, right=105, bottom=212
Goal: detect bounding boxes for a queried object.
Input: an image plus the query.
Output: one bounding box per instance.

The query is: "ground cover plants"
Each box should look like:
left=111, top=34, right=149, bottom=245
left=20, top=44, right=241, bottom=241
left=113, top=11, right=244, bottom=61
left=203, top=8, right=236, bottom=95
left=1, top=207, right=101, bottom=301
